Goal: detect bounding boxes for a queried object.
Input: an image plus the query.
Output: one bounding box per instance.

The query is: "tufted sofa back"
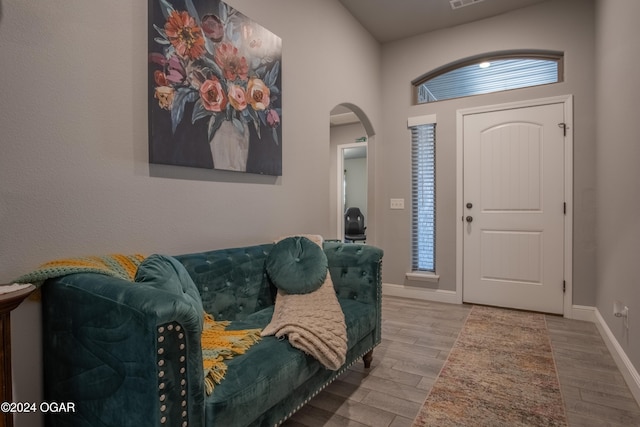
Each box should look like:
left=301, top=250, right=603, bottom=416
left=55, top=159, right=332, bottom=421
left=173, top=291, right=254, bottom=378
left=174, top=242, right=384, bottom=324
left=323, top=242, right=383, bottom=305
left=174, top=244, right=276, bottom=321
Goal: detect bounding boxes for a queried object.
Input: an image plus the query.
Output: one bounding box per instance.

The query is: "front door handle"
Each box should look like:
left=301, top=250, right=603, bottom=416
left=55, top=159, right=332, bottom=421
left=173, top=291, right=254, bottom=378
left=466, top=216, right=473, bottom=223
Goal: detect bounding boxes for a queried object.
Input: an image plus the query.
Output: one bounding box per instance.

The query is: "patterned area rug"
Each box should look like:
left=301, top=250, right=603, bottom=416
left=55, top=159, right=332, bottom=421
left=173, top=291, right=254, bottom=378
left=412, top=305, right=567, bottom=427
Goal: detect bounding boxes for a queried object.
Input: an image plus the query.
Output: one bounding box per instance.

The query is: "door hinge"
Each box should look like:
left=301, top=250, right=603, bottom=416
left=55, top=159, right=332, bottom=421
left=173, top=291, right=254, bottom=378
left=558, top=122, right=568, bottom=137
left=563, top=280, right=566, bottom=293
left=563, top=202, right=566, bottom=215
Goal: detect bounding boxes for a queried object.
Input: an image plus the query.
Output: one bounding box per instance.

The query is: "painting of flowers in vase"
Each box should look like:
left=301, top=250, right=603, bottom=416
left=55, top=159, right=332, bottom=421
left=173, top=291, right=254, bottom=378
left=149, top=0, right=282, bottom=176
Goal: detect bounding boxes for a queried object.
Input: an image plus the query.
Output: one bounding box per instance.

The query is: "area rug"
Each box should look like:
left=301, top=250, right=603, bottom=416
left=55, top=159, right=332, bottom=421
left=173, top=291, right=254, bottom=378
left=412, top=305, right=567, bottom=427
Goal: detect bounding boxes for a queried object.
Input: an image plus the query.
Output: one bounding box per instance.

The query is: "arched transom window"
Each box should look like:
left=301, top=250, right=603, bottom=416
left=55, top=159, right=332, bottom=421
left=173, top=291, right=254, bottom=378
left=413, top=51, right=564, bottom=104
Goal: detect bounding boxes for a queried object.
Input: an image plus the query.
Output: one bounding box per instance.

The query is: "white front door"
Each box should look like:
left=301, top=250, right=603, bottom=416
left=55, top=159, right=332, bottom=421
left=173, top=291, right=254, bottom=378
left=463, top=103, right=566, bottom=314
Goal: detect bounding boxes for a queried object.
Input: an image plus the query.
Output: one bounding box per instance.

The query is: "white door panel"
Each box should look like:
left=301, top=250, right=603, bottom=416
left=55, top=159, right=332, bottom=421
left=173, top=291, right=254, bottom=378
left=480, top=123, right=542, bottom=211
left=463, top=103, right=565, bottom=314
left=480, top=230, right=542, bottom=284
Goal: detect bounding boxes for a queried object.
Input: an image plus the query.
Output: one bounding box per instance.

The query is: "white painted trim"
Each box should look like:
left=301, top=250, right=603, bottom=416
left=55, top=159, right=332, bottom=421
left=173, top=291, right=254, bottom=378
left=553, top=305, right=640, bottom=405
left=405, top=272, right=440, bottom=283
left=455, top=106, right=465, bottom=306
left=455, top=95, right=574, bottom=314
left=593, top=308, right=640, bottom=404
left=382, top=283, right=458, bottom=304
left=407, top=114, right=437, bottom=127
left=456, top=95, right=574, bottom=115
left=562, top=96, right=574, bottom=318
left=568, top=305, right=597, bottom=322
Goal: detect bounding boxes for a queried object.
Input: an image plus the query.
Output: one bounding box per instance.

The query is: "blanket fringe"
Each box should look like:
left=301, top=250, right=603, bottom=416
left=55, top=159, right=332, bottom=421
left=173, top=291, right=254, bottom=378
left=201, top=313, right=262, bottom=395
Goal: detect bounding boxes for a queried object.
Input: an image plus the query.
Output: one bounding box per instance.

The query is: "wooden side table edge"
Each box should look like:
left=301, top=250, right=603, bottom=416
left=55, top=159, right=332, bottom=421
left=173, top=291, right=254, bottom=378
left=0, top=284, right=36, bottom=427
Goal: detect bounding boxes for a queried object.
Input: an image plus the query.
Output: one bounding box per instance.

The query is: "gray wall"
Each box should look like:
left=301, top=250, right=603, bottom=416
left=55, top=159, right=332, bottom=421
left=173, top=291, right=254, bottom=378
left=2, top=0, right=639, bottom=421
left=594, top=0, right=640, bottom=374
left=0, top=1, right=381, bottom=424
left=377, top=0, right=597, bottom=307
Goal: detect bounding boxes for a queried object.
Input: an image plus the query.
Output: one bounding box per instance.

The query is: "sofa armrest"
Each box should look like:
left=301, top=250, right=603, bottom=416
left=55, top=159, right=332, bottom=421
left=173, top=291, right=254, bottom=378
left=42, top=273, right=205, bottom=427
left=323, top=242, right=384, bottom=343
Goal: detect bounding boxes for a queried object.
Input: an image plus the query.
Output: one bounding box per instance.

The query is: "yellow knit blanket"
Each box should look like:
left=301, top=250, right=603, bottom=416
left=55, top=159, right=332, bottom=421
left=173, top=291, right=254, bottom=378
left=202, top=313, right=262, bottom=395
left=14, top=254, right=262, bottom=395
left=13, top=254, right=146, bottom=286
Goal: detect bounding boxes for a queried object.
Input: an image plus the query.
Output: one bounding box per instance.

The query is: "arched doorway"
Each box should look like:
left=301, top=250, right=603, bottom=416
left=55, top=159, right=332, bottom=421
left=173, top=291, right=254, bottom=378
left=329, top=104, right=375, bottom=243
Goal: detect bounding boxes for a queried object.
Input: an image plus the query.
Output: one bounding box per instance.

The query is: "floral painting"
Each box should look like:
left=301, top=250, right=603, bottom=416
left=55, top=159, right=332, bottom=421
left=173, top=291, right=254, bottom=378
left=149, top=0, right=282, bottom=176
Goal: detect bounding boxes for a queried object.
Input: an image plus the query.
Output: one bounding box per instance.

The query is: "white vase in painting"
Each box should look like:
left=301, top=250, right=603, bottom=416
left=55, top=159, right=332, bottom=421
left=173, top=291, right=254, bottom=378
left=210, top=120, right=249, bottom=172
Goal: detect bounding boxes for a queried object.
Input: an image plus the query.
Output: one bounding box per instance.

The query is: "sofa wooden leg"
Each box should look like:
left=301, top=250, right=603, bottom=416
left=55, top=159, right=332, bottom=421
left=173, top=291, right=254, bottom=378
left=363, top=350, right=373, bottom=369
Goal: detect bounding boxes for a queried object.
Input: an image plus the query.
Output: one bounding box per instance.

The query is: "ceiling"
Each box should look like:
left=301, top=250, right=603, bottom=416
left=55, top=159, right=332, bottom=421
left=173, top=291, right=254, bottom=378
left=330, top=105, right=361, bottom=127
left=330, top=0, right=551, bottom=127
left=337, top=0, right=550, bottom=44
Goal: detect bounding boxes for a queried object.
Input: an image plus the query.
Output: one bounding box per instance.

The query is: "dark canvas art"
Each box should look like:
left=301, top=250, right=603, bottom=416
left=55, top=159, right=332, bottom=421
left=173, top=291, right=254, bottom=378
left=149, top=0, right=282, bottom=176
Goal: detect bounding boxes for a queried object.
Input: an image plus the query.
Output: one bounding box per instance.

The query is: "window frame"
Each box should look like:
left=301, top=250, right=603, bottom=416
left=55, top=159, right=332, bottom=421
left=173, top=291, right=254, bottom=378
left=408, top=115, right=437, bottom=275
left=412, top=50, right=564, bottom=104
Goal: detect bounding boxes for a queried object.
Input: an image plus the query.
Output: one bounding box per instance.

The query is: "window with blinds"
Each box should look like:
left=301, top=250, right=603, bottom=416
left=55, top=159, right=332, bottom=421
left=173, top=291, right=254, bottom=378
left=414, top=51, right=563, bottom=104
left=411, top=123, right=436, bottom=272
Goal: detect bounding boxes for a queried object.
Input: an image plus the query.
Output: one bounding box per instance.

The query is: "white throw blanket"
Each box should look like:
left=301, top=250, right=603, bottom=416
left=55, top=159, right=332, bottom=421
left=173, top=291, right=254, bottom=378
left=261, top=235, right=347, bottom=370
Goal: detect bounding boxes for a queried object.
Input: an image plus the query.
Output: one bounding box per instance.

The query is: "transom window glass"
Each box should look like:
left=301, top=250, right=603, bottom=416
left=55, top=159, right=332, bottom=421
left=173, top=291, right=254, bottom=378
left=414, top=52, right=563, bottom=104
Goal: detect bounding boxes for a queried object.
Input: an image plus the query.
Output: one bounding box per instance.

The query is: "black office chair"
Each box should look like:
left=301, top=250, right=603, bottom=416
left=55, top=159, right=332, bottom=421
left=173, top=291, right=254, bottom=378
left=344, top=207, right=366, bottom=243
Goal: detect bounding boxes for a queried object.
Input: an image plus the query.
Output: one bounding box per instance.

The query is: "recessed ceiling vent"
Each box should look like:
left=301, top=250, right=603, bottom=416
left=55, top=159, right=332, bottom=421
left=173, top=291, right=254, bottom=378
left=450, top=0, right=485, bottom=10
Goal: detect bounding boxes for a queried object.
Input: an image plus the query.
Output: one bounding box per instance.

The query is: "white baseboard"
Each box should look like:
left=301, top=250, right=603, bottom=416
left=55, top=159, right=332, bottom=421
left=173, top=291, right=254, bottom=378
left=568, top=304, right=597, bottom=322
left=592, top=308, right=640, bottom=404
left=552, top=305, right=640, bottom=404
left=382, top=283, right=459, bottom=304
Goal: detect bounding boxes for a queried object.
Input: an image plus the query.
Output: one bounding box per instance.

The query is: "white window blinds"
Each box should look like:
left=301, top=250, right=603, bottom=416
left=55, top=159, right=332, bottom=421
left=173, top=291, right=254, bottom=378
left=410, top=122, right=436, bottom=272
left=414, top=53, right=563, bottom=104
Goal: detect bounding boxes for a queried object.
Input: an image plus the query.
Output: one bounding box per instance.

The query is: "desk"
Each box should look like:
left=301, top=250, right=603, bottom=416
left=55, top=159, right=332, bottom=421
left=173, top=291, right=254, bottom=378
left=0, top=285, right=36, bottom=427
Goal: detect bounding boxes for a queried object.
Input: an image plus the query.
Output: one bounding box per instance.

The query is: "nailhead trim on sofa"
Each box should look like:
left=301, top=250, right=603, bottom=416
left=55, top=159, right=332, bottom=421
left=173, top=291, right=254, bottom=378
left=157, top=322, right=189, bottom=426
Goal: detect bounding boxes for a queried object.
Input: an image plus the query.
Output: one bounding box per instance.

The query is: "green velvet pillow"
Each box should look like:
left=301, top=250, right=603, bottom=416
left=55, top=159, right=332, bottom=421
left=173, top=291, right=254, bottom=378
left=266, top=236, right=328, bottom=294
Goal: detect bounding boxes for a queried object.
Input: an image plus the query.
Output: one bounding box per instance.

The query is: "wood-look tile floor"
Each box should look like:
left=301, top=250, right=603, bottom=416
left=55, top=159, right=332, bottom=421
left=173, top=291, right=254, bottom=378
left=283, top=296, right=640, bottom=427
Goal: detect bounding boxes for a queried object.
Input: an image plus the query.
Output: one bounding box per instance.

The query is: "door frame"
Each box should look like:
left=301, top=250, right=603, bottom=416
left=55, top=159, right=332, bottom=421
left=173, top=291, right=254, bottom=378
left=336, top=142, right=368, bottom=240
left=455, top=95, right=573, bottom=316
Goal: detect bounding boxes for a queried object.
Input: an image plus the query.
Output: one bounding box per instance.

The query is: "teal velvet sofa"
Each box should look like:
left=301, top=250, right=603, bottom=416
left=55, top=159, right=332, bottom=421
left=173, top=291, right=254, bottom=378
left=41, top=241, right=383, bottom=427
